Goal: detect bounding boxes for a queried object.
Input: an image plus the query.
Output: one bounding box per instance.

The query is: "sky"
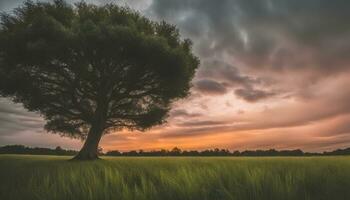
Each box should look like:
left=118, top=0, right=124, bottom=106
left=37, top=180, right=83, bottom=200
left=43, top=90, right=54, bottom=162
left=1, top=0, right=350, bottom=152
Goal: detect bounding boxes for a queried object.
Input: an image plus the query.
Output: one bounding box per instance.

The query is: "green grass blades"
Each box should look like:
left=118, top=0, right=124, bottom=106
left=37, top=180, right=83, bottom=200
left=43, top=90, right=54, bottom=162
left=0, top=155, right=350, bottom=200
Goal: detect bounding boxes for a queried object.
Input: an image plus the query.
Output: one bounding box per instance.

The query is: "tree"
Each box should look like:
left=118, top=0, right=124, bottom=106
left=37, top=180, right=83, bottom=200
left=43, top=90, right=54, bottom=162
left=0, top=0, right=199, bottom=160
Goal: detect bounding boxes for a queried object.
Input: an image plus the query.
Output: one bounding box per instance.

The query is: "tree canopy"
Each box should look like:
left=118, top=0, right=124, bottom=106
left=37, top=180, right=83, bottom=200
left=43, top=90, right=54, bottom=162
left=0, top=0, right=199, bottom=159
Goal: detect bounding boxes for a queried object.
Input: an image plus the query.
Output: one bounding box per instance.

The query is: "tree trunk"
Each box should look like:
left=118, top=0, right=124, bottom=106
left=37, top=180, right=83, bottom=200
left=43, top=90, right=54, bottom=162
left=72, top=125, right=103, bottom=160
left=72, top=98, right=108, bottom=160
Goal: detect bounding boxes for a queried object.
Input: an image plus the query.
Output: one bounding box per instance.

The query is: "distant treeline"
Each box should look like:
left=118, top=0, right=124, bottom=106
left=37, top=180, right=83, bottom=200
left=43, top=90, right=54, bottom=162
left=1, top=145, right=350, bottom=156
left=105, top=147, right=350, bottom=157
left=0, top=145, right=78, bottom=156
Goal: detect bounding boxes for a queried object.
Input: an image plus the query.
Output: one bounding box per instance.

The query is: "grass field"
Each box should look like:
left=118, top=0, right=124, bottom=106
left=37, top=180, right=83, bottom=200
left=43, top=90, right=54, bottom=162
left=1, top=155, right=350, bottom=200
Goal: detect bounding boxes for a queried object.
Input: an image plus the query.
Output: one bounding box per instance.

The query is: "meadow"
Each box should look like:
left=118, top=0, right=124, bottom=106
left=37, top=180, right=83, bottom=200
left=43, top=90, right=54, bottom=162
left=0, top=155, right=350, bottom=200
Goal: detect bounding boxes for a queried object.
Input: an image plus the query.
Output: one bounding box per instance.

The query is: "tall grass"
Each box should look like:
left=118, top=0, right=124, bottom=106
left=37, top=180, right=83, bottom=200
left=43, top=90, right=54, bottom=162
left=0, top=155, right=350, bottom=200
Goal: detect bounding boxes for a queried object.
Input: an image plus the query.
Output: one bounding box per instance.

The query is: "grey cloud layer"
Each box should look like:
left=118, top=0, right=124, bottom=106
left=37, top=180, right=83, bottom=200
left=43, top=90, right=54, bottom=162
left=194, top=79, right=227, bottom=95
left=150, top=0, right=350, bottom=72
left=150, top=0, right=350, bottom=102
left=0, top=99, right=43, bottom=135
left=194, top=60, right=277, bottom=100
left=234, top=87, right=275, bottom=102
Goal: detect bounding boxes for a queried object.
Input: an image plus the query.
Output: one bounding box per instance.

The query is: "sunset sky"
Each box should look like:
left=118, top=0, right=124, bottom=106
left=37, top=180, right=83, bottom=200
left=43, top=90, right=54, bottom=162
left=1, top=0, right=350, bottom=152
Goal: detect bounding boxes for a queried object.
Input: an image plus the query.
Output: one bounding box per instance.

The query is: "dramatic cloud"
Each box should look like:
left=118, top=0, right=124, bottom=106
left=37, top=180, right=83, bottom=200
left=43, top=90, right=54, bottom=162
left=0, top=99, right=43, bottom=135
left=197, top=61, right=255, bottom=88
left=176, top=120, right=229, bottom=128
left=150, top=0, right=350, bottom=74
left=149, top=0, right=350, bottom=100
left=194, top=79, right=227, bottom=95
left=234, top=87, right=275, bottom=103
left=170, top=109, right=201, bottom=118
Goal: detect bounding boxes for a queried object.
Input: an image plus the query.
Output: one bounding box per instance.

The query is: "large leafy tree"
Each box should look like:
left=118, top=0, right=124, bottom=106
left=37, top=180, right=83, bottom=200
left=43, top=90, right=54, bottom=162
left=0, top=0, right=199, bottom=160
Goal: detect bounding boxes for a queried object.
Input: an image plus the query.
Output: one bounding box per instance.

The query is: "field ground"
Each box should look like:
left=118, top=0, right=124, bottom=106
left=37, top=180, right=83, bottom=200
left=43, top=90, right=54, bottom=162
left=0, top=155, right=350, bottom=200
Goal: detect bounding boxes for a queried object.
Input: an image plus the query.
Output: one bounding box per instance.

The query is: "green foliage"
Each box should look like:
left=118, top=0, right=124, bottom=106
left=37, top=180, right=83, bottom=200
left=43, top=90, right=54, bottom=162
left=0, top=0, right=199, bottom=139
left=1, top=155, right=350, bottom=200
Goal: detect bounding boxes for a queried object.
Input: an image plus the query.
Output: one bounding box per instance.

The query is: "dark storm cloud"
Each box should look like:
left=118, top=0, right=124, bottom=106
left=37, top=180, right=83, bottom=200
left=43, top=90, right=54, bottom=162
left=177, top=120, right=228, bottom=127
left=195, top=60, right=276, bottom=101
left=197, top=61, right=256, bottom=88
left=194, top=79, right=227, bottom=95
left=150, top=0, right=350, bottom=74
left=234, top=87, right=275, bottom=103
left=160, top=125, right=234, bottom=139
left=170, top=109, right=201, bottom=118
left=0, top=98, right=43, bottom=135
